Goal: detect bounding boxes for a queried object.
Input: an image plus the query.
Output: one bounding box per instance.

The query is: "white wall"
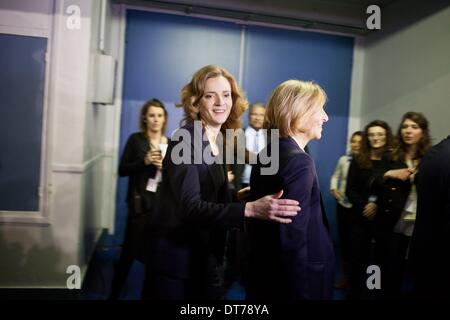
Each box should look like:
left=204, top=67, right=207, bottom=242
left=358, top=6, right=450, bottom=143
left=0, top=0, right=120, bottom=288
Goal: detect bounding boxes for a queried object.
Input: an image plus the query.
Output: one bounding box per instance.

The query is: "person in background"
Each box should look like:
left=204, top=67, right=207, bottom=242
left=224, top=102, right=266, bottom=292
left=374, top=112, right=431, bottom=299
left=246, top=79, right=334, bottom=300
left=109, top=99, right=169, bottom=300
left=330, top=131, right=363, bottom=290
left=240, top=103, right=266, bottom=188
left=144, top=65, right=300, bottom=300
left=345, top=120, right=393, bottom=299
left=410, top=134, right=450, bottom=299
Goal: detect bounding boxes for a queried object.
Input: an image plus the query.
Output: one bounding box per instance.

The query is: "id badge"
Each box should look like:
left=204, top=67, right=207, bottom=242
left=146, top=170, right=162, bottom=193
left=146, top=178, right=158, bottom=192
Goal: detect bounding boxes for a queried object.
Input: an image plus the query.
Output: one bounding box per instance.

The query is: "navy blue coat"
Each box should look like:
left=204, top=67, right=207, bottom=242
left=145, top=123, right=245, bottom=299
left=246, top=137, right=335, bottom=300
left=410, top=135, right=450, bottom=298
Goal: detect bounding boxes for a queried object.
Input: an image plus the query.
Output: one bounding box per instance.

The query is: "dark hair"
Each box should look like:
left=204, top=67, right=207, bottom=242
left=393, top=112, right=431, bottom=162
left=351, top=131, right=363, bottom=140
left=356, top=120, right=394, bottom=169
left=139, top=98, right=168, bottom=135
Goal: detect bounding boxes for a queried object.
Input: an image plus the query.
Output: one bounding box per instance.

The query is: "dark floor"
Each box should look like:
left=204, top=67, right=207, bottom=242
left=79, top=232, right=346, bottom=300
left=0, top=232, right=346, bottom=300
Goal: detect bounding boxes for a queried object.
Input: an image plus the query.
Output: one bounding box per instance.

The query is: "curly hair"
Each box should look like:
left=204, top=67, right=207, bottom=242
left=392, top=112, right=431, bottom=162
left=177, top=65, right=248, bottom=131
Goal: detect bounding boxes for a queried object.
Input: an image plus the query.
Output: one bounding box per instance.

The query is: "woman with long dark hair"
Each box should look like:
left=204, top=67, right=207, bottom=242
left=346, top=120, right=394, bottom=299
left=109, top=98, right=168, bottom=300
left=375, top=112, right=431, bottom=298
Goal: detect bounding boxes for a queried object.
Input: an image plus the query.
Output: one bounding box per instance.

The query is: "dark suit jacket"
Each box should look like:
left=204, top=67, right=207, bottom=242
left=119, top=132, right=159, bottom=211
left=410, top=135, right=450, bottom=298
left=374, top=159, right=412, bottom=232
left=146, top=123, right=245, bottom=285
left=246, top=137, right=334, bottom=300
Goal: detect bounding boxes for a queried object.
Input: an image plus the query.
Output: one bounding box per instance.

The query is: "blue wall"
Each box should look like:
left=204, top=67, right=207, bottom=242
left=243, top=26, right=354, bottom=242
left=117, top=10, right=354, bottom=245
left=117, top=10, right=242, bottom=242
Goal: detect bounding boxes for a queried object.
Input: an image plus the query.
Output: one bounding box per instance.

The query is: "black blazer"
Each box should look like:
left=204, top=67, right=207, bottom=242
left=246, top=137, right=334, bottom=300
left=374, top=158, right=412, bottom=232
left=119, top=132, right=162, bottom=213
left=147, top=123, right=245, bottom=280
left=346, top=155, right=389, bottom=223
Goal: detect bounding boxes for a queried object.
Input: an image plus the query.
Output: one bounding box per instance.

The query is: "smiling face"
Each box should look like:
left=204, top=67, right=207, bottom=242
left=197, top=76, right=233, bottom=130
left=145, top=105, right=166, bottom=133
left=299, top=104, right=329, bottom=140
left=367, top=126, right=387, bottom=149
left=401, top=118, right=423, bottom=146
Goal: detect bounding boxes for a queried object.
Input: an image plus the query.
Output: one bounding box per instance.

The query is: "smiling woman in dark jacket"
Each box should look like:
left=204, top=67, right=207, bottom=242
left=246, top=79, right=334, bottom=300
left=145, top=65, right=301, bottom=300
left=345, top=120, right=394, bottom=299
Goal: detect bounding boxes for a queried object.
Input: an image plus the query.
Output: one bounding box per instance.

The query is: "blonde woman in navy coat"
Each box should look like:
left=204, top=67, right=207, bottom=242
left=145, top=65, right=301, bottom=300
left=247, top=80, right=335, bottom=300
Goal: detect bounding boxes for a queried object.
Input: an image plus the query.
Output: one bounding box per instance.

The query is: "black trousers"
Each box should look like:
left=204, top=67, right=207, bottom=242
left=376, top=232, right=411, bottom=299
left=336, top=203, right=352, bottom=275
left=143, top=256, right=225, bottom=300
left=109, top=211, right=146, bottom=300
left=347, top=216, right=375, bottom=299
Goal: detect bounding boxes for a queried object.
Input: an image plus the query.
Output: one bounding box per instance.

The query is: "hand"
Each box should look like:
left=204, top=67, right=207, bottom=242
left=245, top=190, right=300, bottom=224
left=237, top=186, right=251, bottom=202
left=362, top=202, right=377, bottom=220
left=385, top=169, right=412, bottom=181
left=145, top=150, right=163, bottom=169
left=227, top=171, right=235, bottom=183
left=331, top=189, right=343, bottom=201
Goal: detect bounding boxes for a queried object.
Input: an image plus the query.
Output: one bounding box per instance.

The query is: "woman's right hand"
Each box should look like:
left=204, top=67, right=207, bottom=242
left=362, top=202, right=377, bottom=220
left=244, top=190, right=300, bottom=224
left=144, top=150, right=163, bottom=169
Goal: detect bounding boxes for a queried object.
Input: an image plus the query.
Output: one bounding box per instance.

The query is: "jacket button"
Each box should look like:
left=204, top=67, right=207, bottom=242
left=391, top=187, right=397, bottom=191
left=388, top=199, right=393, bottom=203
left=385, top=209, right=390, bottom=213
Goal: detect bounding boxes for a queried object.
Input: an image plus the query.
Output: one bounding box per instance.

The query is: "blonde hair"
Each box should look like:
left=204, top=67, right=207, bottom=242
left=177, top=65, right=248, bottom=131
left=264, top=80, right=327, bottom=137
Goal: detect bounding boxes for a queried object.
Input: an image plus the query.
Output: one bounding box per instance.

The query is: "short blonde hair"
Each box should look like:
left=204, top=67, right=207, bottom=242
left=264, top=80, right=327, bottom=137
left=177, top=65, right=248, bottom=131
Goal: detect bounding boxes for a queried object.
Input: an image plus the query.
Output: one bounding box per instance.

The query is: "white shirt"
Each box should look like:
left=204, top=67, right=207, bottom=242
left=394, top=159, right=419, bottom=237
left=330, top=154, right=353, bottom=208
left=241, top=127, right=266, bottom=184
